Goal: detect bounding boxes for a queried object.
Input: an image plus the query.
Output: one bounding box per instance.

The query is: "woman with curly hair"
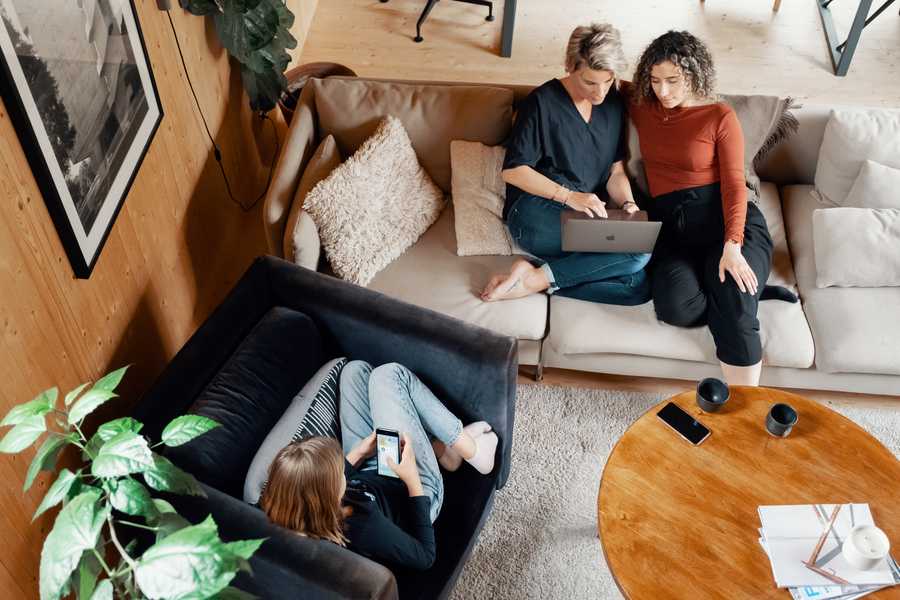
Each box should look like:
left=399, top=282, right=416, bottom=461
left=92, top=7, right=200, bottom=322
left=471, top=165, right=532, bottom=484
left=481, top=23, right=650, bottom=305
left=628, top=30, right=793, bottom=386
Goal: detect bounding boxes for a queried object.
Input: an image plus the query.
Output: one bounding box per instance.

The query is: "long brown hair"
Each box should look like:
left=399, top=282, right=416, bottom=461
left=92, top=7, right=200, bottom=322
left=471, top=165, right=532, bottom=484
left=260, top=437, right=348, bottom=546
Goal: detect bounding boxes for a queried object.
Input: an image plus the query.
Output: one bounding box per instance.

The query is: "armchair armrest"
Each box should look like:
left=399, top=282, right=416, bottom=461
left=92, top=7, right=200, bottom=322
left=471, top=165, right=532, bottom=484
left=264, top=85, right=318, bottom=256
left=171, top=483, right=398, bottom=600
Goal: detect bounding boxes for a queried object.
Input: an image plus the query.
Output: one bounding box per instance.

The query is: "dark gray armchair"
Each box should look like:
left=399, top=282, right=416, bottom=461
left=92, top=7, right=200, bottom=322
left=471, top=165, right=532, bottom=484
left=132, top=257, right=517, bottom=599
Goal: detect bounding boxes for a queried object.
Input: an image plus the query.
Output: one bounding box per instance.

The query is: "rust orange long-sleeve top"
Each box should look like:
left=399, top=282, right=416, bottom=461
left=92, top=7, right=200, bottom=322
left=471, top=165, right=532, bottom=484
left=628, top=98, right=748, bottom=245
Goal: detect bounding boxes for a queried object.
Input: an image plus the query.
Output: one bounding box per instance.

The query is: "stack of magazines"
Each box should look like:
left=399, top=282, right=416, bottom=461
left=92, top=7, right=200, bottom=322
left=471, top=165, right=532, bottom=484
left=758, top=504, right=899, bottom=598
left=758, top=503, right=899, bottom=599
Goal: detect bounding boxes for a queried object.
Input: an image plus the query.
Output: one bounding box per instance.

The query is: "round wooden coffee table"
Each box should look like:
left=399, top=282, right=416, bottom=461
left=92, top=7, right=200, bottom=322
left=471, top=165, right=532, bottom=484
left=597, top=387, right=900, bottom=598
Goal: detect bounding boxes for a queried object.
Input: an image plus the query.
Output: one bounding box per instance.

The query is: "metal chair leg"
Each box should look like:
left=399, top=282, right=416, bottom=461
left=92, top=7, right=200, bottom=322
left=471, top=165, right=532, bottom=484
left=455, top=0, right=495, bottom=21
left=415, top=0, right=440, bottom=43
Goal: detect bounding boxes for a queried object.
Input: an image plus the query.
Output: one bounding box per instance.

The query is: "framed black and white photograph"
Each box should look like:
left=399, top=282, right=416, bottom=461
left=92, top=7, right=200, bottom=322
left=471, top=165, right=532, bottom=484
left=0, top=0, right=163, bottom=278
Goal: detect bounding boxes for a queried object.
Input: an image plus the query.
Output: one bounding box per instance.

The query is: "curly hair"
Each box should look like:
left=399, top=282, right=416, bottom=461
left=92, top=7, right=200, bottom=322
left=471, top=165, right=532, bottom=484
left=632, top=31, right=717, bottom=104
left=565, top=23, right=628, bottom=79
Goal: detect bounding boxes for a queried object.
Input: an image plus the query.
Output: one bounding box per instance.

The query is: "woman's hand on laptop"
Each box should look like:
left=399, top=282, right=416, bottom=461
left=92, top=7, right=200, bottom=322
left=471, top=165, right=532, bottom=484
left=568, top=192, right=607, bottom=218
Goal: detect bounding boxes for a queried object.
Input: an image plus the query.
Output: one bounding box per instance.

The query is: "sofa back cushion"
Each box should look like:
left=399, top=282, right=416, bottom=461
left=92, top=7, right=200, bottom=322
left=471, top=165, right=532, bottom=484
left=166, top=307, right=326, bottom=498
left=814, top=108, right=900, bottom=205
left=309, top=78, right=515, bottom=192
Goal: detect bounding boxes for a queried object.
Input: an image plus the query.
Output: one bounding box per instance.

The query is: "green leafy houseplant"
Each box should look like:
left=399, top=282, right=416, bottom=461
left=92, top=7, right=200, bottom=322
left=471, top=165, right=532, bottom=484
left=0, top=366, right=264, bottom=600
left=183, top=0, right=298, bottom=113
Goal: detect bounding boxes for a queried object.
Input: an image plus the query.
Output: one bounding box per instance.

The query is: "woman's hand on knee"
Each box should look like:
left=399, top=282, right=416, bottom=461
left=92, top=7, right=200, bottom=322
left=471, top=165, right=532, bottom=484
left=387, top=433, right=424, bottom=497
left=346, top=431, right=377, bottom=467
left=567, top=192, right=607, bottom=219
left=718, top=241, right=758, bottom=294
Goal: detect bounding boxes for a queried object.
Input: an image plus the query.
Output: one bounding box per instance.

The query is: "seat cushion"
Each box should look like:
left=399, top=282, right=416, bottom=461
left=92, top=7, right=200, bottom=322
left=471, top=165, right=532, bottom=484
left=549, top=184, right=813, bottom=368
left=166, top=308, right=327, bottom=498
left=310, top=78, right=514, bottom=193
left=783, top=185, right=900, bottom=375
left=367, top=207, right=548, bottom=341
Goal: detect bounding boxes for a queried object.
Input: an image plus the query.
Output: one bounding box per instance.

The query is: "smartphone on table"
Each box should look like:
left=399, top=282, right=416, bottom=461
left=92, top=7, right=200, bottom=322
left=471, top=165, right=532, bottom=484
left=376, top=428, right=401, bottom=478
left=656, top=402, right=711, bottom=446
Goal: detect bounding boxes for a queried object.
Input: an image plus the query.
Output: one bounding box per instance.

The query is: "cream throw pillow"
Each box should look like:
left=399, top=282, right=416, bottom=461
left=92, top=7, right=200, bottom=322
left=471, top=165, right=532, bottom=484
left=283, top=135, right=342, bottom=268
left=813, top=109, right=900, bottom=206
left=450, top=141, right=512, bottom=256
left=813, top=207, right=900, bottom=288
left=842, top=160, right=900, bottom=210
left=303, top=116, right=445, bottom=286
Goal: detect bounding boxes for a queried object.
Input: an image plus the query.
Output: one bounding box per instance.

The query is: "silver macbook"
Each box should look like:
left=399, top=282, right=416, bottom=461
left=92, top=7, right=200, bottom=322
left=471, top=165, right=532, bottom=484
left=561, top=209, right=662, bottom=253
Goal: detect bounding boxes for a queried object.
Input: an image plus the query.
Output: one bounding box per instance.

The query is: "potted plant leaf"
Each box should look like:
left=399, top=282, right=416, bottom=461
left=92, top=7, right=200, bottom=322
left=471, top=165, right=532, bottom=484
left=0, top=366, right=263, bottom=600
left=182, top=0, right=298, bottom=113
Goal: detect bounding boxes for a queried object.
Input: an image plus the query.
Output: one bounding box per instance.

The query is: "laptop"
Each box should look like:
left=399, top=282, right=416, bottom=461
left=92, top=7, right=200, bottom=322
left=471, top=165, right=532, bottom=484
left=561, top=209, right=662, bottom=253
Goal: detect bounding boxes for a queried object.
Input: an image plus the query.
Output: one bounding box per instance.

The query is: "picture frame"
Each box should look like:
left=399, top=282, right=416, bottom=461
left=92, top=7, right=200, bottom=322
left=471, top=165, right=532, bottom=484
left=0, top=0, right=163, bottom=278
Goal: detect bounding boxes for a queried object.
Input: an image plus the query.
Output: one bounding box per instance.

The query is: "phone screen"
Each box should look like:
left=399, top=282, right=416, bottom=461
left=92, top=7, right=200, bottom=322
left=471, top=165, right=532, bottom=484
left=376, top=429, right=400, bottom=478
left=656, top=402, right=711, bottom=445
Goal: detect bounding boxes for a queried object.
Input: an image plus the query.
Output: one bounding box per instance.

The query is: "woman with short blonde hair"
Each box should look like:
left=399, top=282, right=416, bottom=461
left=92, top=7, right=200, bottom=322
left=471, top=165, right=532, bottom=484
left=482, top=23, right=650, bottom=305
left=565, top=23, right=628, bottom=78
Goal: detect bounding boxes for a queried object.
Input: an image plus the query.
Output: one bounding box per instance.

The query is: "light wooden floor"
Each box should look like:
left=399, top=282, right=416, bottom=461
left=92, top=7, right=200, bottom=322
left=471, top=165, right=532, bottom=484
left=300, top=1, right=900, bottom=408
left=300, top=0, right=900, bottom=106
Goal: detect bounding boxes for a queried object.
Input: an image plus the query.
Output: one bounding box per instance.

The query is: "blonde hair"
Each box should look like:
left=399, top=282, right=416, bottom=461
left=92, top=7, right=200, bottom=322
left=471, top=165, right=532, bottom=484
left=260, top=437, right=348, bottom=546
left=564, top=23, right=628, bottom=78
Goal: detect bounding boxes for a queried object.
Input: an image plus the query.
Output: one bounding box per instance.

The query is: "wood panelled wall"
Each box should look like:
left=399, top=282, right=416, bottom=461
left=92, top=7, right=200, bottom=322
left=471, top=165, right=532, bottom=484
left=0, top=2, right=316, bottom=596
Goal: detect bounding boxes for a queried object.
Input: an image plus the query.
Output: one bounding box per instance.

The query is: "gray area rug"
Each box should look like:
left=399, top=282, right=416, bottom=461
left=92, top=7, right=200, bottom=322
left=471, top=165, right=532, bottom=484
left=451, top=384, right=900, bottom=600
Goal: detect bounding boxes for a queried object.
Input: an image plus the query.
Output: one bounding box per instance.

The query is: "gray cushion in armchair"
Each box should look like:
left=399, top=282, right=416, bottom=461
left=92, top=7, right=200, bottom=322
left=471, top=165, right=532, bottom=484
left=131, top=256, right=517, bottom=600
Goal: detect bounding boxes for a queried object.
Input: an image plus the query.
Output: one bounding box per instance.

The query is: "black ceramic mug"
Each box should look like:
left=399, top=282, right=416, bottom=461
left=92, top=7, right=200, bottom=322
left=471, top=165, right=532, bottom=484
left=766, top=403, right=798, bottom=437
left=696, top=377, right=730, bottom=413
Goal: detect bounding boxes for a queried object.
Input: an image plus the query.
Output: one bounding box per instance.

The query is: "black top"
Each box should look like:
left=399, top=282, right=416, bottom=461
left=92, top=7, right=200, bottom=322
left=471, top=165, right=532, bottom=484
left=502, top=78, right=628, bottom=219
left=342, top=460, right=436, bottom=571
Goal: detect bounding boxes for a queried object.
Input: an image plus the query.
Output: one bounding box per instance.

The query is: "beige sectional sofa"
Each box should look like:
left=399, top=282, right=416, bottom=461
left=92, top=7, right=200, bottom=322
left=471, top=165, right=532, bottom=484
left=263, top=77, right=900, bottom=397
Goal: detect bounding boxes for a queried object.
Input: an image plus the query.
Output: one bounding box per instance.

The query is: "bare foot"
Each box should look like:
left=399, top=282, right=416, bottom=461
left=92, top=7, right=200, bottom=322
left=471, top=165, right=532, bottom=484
left=480, top=274, right=506, bottom=301
left=483, top=259, right=547, bottom=302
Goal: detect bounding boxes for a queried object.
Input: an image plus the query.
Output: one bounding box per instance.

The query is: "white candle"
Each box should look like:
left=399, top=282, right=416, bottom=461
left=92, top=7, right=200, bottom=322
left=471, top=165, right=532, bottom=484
left=842, top=524, right=891, bottom=571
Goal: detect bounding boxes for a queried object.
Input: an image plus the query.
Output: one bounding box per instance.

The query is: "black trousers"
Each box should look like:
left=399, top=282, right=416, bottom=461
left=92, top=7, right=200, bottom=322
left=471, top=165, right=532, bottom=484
left=645, top=183, right=774, bottom=367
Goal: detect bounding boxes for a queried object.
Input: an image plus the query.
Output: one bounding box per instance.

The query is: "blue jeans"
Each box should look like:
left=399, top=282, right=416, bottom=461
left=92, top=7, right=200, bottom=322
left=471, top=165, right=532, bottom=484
left=339, top=361, right=463, bottom=522
left=506, top=194, right=651, bottom=305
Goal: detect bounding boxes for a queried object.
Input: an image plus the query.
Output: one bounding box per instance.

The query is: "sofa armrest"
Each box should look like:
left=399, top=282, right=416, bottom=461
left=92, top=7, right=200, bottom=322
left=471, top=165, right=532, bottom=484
left=286, top=208, right=321, bottom=270
left=172, top=483, right=398, bottom=600
left=264, top=85, right=318, bottom=256
left=261, top=257, right=518, bottom=488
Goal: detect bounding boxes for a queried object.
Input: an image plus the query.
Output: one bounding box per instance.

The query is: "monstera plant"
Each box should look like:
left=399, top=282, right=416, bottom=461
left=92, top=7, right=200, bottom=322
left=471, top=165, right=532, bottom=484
left=184, top=0, right=298, bottom=113
left=0, top=366, right=263, bottom=600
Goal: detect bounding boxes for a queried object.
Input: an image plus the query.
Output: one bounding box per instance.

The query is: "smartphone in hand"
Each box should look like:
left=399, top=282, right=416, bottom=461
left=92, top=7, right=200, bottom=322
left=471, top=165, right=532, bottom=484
left=376, top=428, right=401, bottom=478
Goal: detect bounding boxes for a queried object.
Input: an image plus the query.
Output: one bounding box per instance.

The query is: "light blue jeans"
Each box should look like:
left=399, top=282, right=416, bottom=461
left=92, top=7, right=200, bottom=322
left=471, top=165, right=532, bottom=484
left=339, top=361, right=463, bottom=522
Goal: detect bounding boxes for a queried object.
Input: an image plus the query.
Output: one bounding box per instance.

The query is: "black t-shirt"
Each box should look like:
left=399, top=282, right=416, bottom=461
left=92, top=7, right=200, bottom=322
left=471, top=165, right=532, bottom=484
left=502, top=78, right=628, bottom=219
left=341, top=460, right=436, bottom=571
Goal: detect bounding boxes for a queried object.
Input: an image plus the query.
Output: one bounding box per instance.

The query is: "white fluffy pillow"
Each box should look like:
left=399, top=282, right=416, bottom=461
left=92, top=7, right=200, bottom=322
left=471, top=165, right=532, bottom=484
left=450, top=141, right=512, bottom=256
left=842, top=160, right=900, bottom=210
left=813, top=207, right=900, bottom=288
left=814, top=109, right=900, bottom=206
left=303, top=116, right=445, bottom=286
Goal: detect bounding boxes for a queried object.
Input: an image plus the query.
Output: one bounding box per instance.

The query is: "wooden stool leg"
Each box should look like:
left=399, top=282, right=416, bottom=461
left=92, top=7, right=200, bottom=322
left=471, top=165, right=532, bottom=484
left=773, top=0, right=782, bottom=11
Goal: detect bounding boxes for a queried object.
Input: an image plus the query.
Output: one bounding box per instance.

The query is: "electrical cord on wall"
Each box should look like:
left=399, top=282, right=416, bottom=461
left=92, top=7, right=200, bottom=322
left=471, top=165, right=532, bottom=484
left=165, top=10, right=279, bottom=212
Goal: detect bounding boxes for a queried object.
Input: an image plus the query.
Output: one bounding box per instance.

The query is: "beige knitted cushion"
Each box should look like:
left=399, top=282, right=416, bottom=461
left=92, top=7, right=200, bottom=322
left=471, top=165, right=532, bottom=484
left=303, top=116, right=445, bottom=286
left=450, top=140, right=513, bottom=256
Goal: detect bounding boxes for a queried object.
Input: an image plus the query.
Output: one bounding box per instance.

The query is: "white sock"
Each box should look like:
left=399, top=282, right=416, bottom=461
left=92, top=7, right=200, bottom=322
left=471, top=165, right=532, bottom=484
left=465, top=429, right=498, bottom=475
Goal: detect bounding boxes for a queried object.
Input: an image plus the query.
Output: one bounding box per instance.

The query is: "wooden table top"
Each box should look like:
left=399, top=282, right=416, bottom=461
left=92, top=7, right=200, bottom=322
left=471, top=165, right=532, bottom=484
left=597, top=387, right=900, bottom=599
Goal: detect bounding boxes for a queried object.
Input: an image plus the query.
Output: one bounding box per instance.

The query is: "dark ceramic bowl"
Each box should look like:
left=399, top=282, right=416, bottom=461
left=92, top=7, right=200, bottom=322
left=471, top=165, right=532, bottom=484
left=696, top=377, right=730, bottom=413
